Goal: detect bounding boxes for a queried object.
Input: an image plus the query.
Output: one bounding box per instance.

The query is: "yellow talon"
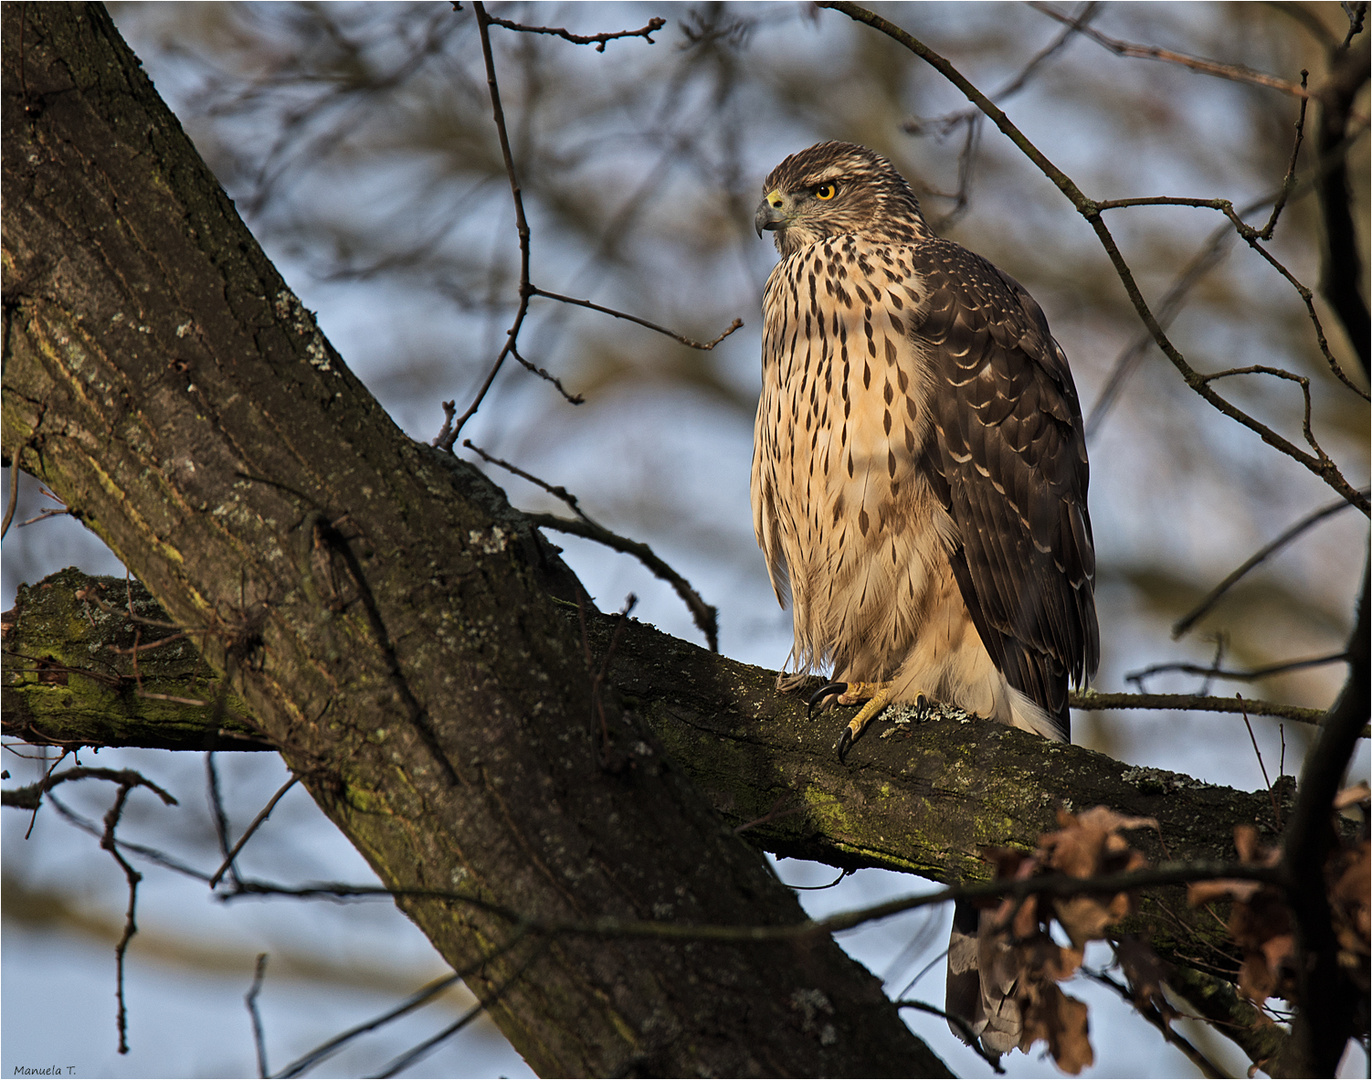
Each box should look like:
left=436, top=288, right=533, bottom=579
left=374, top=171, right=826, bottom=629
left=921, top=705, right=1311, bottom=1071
left=836, top=682, right=895, bottom=761
left=836, top=680, right=887, bottom=705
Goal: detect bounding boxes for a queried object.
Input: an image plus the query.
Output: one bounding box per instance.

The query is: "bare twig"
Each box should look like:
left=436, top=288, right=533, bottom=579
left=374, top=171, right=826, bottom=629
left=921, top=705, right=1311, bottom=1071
left=463, top=440, right=720, bottom=651
left=1079, top=966, right=1226, bottom=1079
left=1258, top=70, right=1310, bottom=240
left=462, top=440, right=593, bottom=523
left=18, top=484, right=71, bottom=527
left=209, top=775, right=300, bottom=889
left=1126, top=652, right=1350, bottom=686
left=904, top=2, right=1103, bottom=226
left=445, top=2, right=537, bottom=446
left=510, top=344, right=584, bottom=405
left=895, top=998, right=1006, bottom=1072
left=46, top=793, right=213, bottom=883
left=1068, top=689, right=1332, bottom=727
left=530, top=513, right=719, bottom=652
left=206, top=752, right=237, bottom=886
left=217, top=859, right=1293, bottom=945
left=99, top=776, right=177, bottom=1055
left=1174, top=493, right=1367, bottom=638
left=530, top=287, right=744, bottom=351
left=1086, top=98, right=1322, bottom=438
left=2, top=765, right=178, bottom=811
left=246, top=953, right=270, bottom=1079
left=370, top=946, right=546, bottom=1080
left=1031, top=1, right=1315, bottom=100
left=1087, top=194, right=1368, bottom=400
left=274, top=972, right=465, bottom=1079
left=440, top=5, right=745, bottom=447
left=483, top=12, right=665, bottom=52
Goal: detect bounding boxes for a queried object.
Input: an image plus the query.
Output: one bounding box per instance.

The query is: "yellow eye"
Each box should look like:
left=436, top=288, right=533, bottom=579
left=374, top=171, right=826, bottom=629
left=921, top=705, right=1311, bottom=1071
left=813, top=183, right=837, bottom=200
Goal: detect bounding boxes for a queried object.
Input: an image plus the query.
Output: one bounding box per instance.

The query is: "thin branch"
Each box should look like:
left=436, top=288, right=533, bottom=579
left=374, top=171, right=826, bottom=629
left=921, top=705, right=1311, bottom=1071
left=1079, top=966, right=1228, bottom=1079
left=509, top=344, right=584, bottom=405
left=2, top=765, right=179, bottom=811
left=903, top=2, right=1103, bottom=226
left=218, top=859, right=1293, bottom=947
left=1125, top=652, right=1350, bottom=686
left=529, top=513, right=719, bottom=652
left=1174, top=493, right=1367, bottom=638
left=18, top=483, right=71, bottom=527
left=1241, top=705, right=1284, bottom=830
left=274, top=972, right=465, bottom=1079
left=462, top=440, right=594, bottom=524
left=11, top=764, right=186, bottom=1054
left=246, top=953, right=270, bottom=1079
left=1088, top=194, right=1367, bottom=400
left=46, top=793, right=213, bottom=883
left=442, top=7, right=740, bottom=448
left=1069, top=689, right=1332, bottom=727
left=895, top=999, right=1006, bottom=1073
left=1085, top=85, right=1319, bottom=438
left=367, top=953, right=543, bottom=1080
left=1258, top=70, right=1310, bottom=240
left=463, top=440, right=720, bottom=651
left=1031, top=1, right=1316, bottom=100
left=206, top=752, right=237, bottom=887
left=1085, top=215, right=1233, bottom=437
left=102, top=781, right=145, bottom=1055
left=209, top=775, right=301, bottom=889
left=444, top=2, right=536, bottom=447
left=483, top=13, right=666, bottom=53
left=368, top=1000, right=489, bottom=1079
left=530, top=287, right=744, bottom=351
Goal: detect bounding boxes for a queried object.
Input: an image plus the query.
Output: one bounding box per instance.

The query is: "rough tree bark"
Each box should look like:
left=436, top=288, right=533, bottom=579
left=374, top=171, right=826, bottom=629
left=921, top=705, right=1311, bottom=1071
left=1, top=5, right=949, bottom=1076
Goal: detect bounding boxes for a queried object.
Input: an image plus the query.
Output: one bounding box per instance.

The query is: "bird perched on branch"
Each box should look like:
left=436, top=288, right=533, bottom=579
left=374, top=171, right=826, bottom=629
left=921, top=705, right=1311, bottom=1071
left=751, top=141, right=1099, bottom=1054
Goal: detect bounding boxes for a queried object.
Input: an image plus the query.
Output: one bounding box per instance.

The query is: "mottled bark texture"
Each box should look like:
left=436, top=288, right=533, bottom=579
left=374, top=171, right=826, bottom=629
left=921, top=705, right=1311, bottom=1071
left=1, top=5, right=949, bottom=1076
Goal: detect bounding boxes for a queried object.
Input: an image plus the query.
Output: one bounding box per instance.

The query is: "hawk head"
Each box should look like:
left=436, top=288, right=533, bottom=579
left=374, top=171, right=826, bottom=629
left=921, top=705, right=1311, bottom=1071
left=755, top=141, right=930, bottom=257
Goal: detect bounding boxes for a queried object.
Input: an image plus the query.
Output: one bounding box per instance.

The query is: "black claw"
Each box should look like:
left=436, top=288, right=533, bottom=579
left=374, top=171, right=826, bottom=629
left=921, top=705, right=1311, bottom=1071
left=836, top=725, right=854, bottom=763
left=808, top=681, right=847, bottom=718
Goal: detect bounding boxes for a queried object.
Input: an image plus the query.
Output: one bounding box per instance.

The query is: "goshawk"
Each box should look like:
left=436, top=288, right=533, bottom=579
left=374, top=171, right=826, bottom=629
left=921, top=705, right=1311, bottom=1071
left=752, top=141, right=1099, bottom=1054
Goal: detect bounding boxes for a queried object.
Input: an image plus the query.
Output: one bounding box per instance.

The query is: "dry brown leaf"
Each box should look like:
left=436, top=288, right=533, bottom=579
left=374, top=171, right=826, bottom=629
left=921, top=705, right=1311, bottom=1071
left=974, top=806, right=1157, bottom=1065
left=1024, top=984, right=1094, bottom=1074
left=1056, top=894, right=1116, bottom=948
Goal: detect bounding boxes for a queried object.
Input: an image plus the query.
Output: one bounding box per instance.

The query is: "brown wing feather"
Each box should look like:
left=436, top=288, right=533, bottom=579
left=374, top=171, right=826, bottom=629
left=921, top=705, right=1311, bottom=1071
left=913, top=239, right=1098, bottom=738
